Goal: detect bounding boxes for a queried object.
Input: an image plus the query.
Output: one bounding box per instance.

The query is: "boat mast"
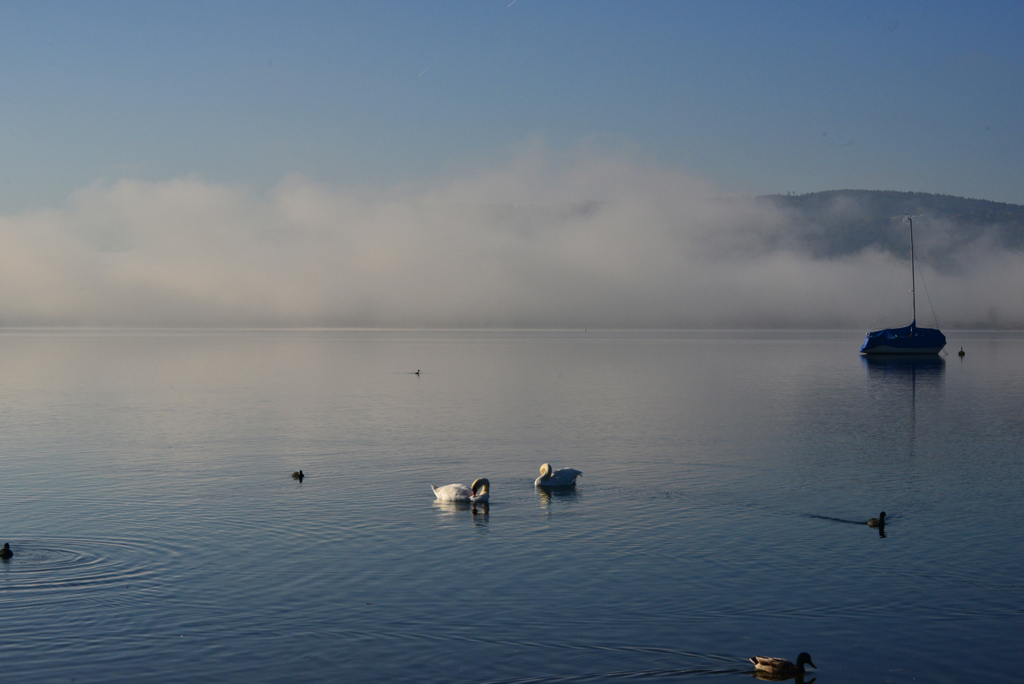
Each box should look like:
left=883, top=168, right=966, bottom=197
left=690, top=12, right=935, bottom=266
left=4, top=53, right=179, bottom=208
left=908, top=215, right=916, bottom=327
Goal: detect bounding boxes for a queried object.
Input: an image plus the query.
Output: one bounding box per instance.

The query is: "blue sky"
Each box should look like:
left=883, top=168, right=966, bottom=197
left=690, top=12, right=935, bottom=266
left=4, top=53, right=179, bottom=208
left=0, top=1, right=1022, bottom=327
left=3, top=1, right=1022, bottom=211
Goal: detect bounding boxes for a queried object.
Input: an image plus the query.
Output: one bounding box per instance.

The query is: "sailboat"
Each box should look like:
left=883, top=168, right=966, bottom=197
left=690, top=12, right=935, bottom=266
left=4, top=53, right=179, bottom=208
left=860, top=216, right=946, bottom=355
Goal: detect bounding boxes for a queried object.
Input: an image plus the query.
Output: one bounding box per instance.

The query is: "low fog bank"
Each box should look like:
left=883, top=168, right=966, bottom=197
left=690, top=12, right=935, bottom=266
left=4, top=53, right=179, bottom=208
left=2, top=151, right=1022, bottom=329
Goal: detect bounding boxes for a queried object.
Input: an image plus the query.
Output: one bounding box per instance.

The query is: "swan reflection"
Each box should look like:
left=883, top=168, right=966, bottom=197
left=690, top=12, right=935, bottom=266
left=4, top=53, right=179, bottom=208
left=432, top=500, right=489, bottom=525
left=471, top=502, right=489, bottom=521
left=537, top=487, right=581, bottom=508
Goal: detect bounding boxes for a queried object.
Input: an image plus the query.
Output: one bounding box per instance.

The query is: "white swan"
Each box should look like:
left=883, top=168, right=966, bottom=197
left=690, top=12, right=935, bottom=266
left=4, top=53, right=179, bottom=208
left=534, top=463, right=582, bottom=487
left=431, top=478, right=490, bottom=503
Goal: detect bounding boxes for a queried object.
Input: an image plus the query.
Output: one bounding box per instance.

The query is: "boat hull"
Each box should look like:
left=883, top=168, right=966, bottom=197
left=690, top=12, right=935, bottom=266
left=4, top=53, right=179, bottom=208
left=860, top=344, right=944, bottom=355
left=860, top=321, right=946, bottom=355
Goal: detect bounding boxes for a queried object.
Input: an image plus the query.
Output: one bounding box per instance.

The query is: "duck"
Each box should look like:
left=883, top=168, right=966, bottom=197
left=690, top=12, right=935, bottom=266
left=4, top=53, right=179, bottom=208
left=750, top=653, right=815, bottom=677
left=431, top=478, right=490, bottom=503
left=534, top=463, right=582, bottom=487
left=958, top=347, right=965, bottom=357
left=291, top=470, right=304, bottom=480
left=867, top=511, right=886, bottom=528
left=0, top=543, right=12, bottom=560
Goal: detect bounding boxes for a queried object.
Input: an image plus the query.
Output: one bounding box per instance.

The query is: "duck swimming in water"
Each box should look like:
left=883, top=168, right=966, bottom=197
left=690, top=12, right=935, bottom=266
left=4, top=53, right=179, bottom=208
left=292, top=470, right=304, bottom=480
left=534, top=463, right=582, bottom=487
left=750, top=652, right=815, bottom=677
left=431, top=478, right=490, bottom=503
left=867, top=511, right=886, bottom=528
left=0, top=543, right=12, bottom=560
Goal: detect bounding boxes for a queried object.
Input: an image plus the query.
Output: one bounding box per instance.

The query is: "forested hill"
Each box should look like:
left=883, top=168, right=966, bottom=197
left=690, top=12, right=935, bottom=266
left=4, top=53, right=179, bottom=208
left=756, top=190, right=1024, bottom=268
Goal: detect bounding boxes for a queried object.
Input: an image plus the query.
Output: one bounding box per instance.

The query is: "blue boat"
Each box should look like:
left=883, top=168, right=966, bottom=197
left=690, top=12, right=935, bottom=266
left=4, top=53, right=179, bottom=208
left=860, top=216, right=946, bottom=355
left=860, top=321, right=946, bottom=355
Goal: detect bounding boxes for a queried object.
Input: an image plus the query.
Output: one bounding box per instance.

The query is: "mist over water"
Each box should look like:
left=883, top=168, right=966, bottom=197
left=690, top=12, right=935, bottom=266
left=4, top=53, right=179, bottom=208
left=1, top=149, right=1022, bottom=329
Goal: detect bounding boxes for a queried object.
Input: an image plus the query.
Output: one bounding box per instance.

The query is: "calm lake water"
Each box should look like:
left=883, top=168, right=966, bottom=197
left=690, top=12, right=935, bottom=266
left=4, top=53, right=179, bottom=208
left=1, top=329, right=1021, bottom=683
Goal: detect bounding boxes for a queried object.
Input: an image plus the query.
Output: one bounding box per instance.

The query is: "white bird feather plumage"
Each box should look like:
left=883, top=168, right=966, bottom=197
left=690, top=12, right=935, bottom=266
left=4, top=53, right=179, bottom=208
left=534, top=463, right=582, bottom=487
left=431, top=478, right=490, bottom=502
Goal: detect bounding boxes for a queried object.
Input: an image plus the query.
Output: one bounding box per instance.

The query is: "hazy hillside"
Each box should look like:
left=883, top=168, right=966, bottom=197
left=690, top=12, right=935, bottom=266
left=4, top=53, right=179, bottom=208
left=757, top=190, right=1024, bottom=271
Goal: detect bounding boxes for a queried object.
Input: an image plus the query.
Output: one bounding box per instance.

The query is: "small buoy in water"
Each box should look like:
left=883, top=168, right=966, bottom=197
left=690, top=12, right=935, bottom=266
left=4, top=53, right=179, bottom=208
left=292, top=470, right=304, bottom=480
left=1, top=543, right=12, bottom=560
left=958, top=347, right=965, bottom=357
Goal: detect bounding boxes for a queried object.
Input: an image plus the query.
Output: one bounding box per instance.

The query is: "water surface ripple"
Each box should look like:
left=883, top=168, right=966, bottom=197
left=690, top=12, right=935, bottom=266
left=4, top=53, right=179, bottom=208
left=0, top=329, right=1021, bottom=683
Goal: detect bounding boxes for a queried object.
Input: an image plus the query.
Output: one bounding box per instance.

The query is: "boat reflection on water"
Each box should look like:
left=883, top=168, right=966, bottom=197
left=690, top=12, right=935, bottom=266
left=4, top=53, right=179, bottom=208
left=862, top=353, right=945, bottom=389
left=862, top=353, right=945, bottom=474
